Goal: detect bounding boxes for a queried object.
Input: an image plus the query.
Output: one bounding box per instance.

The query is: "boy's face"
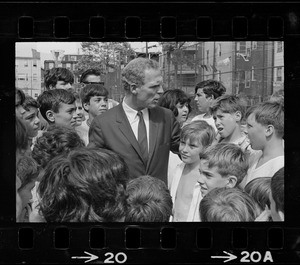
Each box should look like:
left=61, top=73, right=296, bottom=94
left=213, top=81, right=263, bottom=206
left=22, top=107, right=41, bottom=138
left=18, top=180, right=36, bottom=210
left=51, top=81, right=72, bottom=90
left=198, top=159, right=229, bottom=196
left=269, top=192, right=283, bottom=221
left=194, top=88, right=212, bottom=114
left=53, top=102, right=77, bottom=128
left=75, top=100, right=84, bottom=126
left=213, top=110, right=239, bottom=140
left=179, top=138, right=202, bottom=165
left=85, top=96, right=108, bottom=119
left=246, top=113, right=266, bottom=150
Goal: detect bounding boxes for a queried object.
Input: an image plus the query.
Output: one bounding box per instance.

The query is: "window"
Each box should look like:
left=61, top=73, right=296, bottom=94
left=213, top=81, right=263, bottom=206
left=24, top=60, right=28, bottom=67
left=66, top=63, right=71, bottom=69
left=206, top=50, right=209, bottom=65
left=246, top=42, right=251, bottom=57
left=252, top=41, right=257, bottom=49
left=17, top=73, right=26, bottom=80
left=276, top=67, right=283, bottom=82
left=15, top=61, right=19, bottom=67
left=49, top=63, right=54, bottom=69
left=236, top=42, right=240, bottom=52
left=70, top=56, right=77, bottom=61
left=217, top=70, right=221, bottom=81
left=33, top=59, right=37, bottom=67
left=245, top=70, right=251, bottom=88
left=251, top=66, right=256, bottom=81
left=33, top=73, right=38, bottom=81
left=277, top=41, right=283, bottom=53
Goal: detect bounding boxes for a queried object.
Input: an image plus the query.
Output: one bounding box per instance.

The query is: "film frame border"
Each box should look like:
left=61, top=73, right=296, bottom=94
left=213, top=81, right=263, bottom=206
left=1, top=1, right=300, bottom=264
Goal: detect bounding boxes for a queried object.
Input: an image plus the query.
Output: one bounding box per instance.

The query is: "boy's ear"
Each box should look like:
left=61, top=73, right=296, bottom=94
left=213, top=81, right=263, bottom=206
left=234, top=111, right=242, bottom=122
left=226, top=175, right=237, bottom=188
left=45, top=110, right=55, bottom=123
left=278, top=210, right=284, bottom=221
left=265, top=124, right=274, bottom=137
left=83, top=102, right=90, bottom=112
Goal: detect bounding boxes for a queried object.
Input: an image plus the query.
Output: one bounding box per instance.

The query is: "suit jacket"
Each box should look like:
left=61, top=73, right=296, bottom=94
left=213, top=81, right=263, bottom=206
left=88, top=104, right=181, bottom=183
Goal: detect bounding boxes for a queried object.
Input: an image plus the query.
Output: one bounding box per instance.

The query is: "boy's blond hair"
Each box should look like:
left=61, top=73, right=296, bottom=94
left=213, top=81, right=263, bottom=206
left=200, top=142, right=249, bottom=185
left=210, top=94, right=247, bottom=122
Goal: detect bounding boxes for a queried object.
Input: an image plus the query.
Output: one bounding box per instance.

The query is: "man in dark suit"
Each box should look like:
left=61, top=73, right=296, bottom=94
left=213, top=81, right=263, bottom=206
left=88, top=58, right=181, bottom=184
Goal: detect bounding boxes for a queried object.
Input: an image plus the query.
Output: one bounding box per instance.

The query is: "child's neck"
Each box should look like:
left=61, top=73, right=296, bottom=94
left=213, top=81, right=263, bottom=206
left=221, top=126, right=243, bottom=143
left=87, top=115, right=95, bottom=127
left=184, top=160, right=201, bottom=172
left=261, top=138, right=284, bottom=161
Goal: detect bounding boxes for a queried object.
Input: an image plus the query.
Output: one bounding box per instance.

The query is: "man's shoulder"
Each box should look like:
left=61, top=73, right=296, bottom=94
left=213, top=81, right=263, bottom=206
left=93, top=104, right=122, bottom=122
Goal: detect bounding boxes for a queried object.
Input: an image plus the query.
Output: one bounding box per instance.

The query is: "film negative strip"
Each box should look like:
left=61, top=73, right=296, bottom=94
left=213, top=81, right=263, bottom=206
left=1, top=0, right=300, bottom=264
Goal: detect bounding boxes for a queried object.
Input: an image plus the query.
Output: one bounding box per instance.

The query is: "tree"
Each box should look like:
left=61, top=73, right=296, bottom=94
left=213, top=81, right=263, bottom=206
left=75, top=42, right=136, bottom=76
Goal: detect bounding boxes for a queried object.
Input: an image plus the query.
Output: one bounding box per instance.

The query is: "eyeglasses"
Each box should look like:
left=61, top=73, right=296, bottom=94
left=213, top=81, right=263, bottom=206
left=82, top=81, right=105, bottom=85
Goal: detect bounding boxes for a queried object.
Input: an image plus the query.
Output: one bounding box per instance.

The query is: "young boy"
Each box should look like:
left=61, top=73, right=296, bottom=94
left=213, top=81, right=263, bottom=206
left=21, top=95, right=41, bottom=148
left=199, top=187, right=259, bottom=222
left=192, top=80, right=226, bottom=131
left=241, top=101, right=284, bottom=187
left=44, top=67, right=74, bottom=90
left=125, top=175, right=173, bottom=222
left=190, top=142, right=249, bottom=221
left=76, top=84, right=108, bottom=145
left=37, top=89, right=78, bottom=129
left=269, top=167, right=284, bottom=221
left=210, top=94, right=250, bottom=151
left=170, top=120, right=216, bottom=222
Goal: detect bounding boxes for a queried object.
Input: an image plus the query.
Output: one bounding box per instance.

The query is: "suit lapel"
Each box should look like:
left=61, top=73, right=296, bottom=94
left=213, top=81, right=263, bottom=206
left=116, top=104, right=146, bottom=164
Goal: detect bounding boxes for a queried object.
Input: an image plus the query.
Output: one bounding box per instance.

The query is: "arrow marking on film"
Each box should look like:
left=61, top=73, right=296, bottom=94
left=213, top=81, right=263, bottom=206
left=71, top=251, right=99, bottom=263
left=211, top=251, right=237, bottom=263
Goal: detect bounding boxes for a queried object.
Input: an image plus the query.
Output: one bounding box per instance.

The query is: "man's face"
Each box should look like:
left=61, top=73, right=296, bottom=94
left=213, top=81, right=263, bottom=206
left=198, top=159, right=228, bottom=196
left=22, top=107, right=41, bottom=138
left=194, top=88, right=212, bottom=114
left=86, top=96, right=108, bottom=119
left=53, top=102, right=77, bottom=128
left=51, top=81, right=72, bottom=90
left=135, top=69, right=163, bottom=109
left=213, top=110, right=238, bottom=140
left=246, top=113, right=266, bottom=150
left=179, top=138, right=202, bottom=165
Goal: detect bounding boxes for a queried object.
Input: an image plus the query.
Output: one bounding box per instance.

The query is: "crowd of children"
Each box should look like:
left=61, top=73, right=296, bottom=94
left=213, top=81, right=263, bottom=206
left=15, top=67, right=284, bottom=223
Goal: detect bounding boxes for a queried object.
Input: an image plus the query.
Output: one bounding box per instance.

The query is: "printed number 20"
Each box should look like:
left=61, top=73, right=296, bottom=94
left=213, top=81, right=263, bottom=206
left=241, top=251, right=273, bottom=263
left=104, top=252, right=127, bottom=264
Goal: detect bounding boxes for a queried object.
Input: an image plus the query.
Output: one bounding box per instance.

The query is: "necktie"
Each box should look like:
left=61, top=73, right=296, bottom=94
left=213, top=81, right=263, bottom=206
left=137, top=111, right=148, bottom=164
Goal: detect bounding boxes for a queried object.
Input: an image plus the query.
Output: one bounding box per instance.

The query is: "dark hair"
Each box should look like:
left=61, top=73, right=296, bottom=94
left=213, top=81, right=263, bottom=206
left=16, top=117, right=28, bottom=152
left=80, top=84, right=109, bottom=108
left=32, top=125, right=85, bottom=169
left=16, top=89, right=25, bottom=107
left=245, top=101, right=284, bottom=138
left=244, top=177, right=271, bottom=211
left=210, top=94, right=247, bottom=121
left=195, top=80, right=226, bottom=99
left=80, top=68, right=101, bottom=83
left=44, top=67, right=74, bottom=89
left=37, top=148, right=128, bottom=222
left=17, top=155, right=40, bottom=190
left=157, top=89, right=191, bottom=116
left=200, top=187, right=259, bottom=221
left=22, top=95, right=40, bottom=111
left=125, top=175, right=173, bottom=222
left=271, top=167, right=284, bottom=213
left=37, top=89, right=76, bottom=122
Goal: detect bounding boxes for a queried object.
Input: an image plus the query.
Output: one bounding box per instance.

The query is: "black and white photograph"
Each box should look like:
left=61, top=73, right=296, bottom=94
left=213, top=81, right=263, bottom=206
left=15, top=41, right=284, bottom=223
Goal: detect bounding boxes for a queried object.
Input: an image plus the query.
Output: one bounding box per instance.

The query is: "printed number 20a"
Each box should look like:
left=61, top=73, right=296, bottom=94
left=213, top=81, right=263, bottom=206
left=241, top=251, right=273, bottom=263
left=104, top=252, right=127, bottom=264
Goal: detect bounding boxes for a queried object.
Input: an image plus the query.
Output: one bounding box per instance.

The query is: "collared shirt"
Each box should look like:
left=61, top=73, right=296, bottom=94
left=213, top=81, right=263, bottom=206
left=122, top=99, right=150, bottom=149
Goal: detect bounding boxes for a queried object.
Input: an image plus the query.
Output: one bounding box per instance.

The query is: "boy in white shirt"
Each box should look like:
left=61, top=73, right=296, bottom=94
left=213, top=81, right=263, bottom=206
left=170, top=120, right=216, bottom=222
left=240, top=101, right=284, bottom=188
